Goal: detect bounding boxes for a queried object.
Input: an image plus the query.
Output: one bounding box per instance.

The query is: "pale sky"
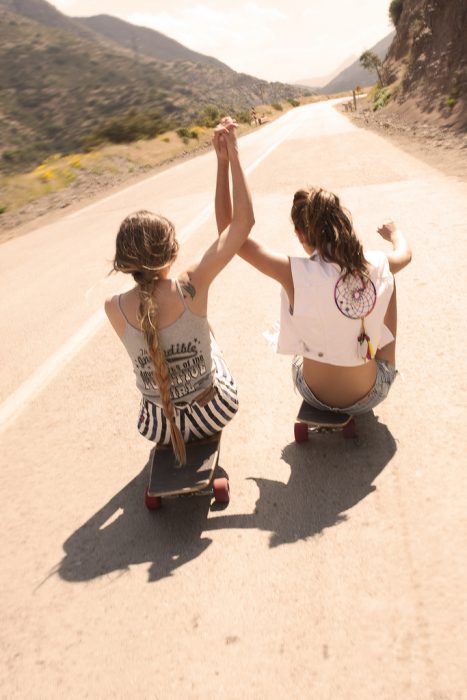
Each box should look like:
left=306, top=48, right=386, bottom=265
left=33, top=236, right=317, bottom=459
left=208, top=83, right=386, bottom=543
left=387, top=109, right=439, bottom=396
left=50, top=0, right=394, bottom=83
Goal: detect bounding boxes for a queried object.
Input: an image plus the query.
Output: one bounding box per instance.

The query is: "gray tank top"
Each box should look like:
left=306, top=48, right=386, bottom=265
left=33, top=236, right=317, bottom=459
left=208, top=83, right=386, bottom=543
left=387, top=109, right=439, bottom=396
left=118, top=281, right=215, bottom=405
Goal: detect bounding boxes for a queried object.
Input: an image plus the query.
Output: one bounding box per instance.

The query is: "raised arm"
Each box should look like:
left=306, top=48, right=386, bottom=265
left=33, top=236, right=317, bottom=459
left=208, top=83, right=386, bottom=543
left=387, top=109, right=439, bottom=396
left=377, top=221, right=412, bottom=274
left=213, top=120, right=291, bottom=290
left=213, top=123, right=232, bottom=235
left=187, top=119, right=254, bottom=289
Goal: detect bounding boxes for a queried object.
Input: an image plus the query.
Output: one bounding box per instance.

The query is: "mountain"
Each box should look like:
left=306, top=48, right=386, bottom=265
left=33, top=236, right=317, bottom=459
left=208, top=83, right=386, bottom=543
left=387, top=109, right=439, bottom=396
left=321, top=32, right=396, bottom=94
left=383, top=0, right=466, bottom=129
left=0, top=0, right=100, bottom=40
left=75, top=14, right=228, bottom=70
left=294, top=55, right=357, bottom=90
left=0, top=0, right=308, bottom=171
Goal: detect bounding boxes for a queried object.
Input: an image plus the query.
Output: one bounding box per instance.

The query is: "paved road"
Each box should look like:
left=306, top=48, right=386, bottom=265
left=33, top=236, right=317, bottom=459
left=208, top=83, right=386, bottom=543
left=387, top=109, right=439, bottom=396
left=1, top=101, right=466, bottom=699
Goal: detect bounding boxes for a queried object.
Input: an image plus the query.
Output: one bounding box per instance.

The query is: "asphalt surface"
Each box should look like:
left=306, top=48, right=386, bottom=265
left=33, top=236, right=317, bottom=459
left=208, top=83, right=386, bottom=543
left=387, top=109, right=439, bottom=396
left=1, top=100, right=466, bottom=699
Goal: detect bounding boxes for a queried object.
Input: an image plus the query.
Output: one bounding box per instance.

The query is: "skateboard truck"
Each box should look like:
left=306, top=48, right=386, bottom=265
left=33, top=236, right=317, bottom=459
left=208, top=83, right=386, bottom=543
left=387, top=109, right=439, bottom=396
left=294, top=401, right=356, bottom=442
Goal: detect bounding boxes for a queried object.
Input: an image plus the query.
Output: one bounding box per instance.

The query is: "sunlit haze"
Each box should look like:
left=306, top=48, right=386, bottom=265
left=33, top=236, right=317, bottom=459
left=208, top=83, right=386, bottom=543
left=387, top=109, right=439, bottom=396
left=50, top=0, right=393, bottom=83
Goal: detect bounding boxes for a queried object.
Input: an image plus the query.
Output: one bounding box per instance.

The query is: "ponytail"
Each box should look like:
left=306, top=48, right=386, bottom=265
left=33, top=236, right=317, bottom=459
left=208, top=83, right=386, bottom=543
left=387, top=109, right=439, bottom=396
left=291, top=188, right=367, bottom=276
left=113, top=210, right=186, bottom=463
left=138, top=278, right=187, bottom=466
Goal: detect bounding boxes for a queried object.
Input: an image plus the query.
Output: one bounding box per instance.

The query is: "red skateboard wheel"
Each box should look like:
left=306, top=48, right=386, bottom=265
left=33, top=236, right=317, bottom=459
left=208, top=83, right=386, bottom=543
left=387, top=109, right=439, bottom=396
left=144, top=488, right=162, bottom=510
left=213, top=477, right=230, bottom=503
left=294, top=422, right=309, bottom=443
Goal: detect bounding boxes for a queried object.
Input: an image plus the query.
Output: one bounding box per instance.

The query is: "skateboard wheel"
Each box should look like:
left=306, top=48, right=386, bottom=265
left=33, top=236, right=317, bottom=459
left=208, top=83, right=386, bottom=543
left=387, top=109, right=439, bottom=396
left=342, top=419, right=356, bottom=439
left=144, top=488, right=162, bottom=510
left=213, top=477, right=230, bottom=504
left=294, top=422, right=308, bottom=443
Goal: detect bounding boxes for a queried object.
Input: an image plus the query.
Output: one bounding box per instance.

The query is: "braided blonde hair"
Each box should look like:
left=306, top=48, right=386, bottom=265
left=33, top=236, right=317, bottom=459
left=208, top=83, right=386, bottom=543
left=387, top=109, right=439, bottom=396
left=291, top=187, right=367, bottom=276
left=113, top=210, right=187, bottom=465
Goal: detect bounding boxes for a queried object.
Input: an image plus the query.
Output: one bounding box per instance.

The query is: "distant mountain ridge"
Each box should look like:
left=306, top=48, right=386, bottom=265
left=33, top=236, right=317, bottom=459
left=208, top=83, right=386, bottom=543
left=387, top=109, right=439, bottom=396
left=75, top=14, right=229, bottom=70
left=294, top=55, right=357, bottom=90
left=0, top=0, right=307, bottom=170
left=321, top=32, right=395, bottom=94
left=0, top=0, right=101, bottom=40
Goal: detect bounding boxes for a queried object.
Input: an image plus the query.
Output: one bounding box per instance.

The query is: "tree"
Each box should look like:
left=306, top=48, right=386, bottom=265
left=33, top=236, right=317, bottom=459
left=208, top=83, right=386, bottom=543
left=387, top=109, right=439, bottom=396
left=359, top=50, right=385, bottom=86
left=389, top=0, right=404, bottom=27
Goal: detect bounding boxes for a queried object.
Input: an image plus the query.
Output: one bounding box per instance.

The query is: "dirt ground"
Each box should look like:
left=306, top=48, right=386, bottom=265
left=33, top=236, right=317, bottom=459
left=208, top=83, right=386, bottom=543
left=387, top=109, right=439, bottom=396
left=1, top=96, right=466, bottom=246
left=341, top=96, right=467, bottom=181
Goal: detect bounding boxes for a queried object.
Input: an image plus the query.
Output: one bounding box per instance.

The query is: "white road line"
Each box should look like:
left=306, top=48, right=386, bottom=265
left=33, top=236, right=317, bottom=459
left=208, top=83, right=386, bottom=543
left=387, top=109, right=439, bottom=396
left=0, top=309, right=105, bottom=432
left=0, top=107, right=310, bottom=433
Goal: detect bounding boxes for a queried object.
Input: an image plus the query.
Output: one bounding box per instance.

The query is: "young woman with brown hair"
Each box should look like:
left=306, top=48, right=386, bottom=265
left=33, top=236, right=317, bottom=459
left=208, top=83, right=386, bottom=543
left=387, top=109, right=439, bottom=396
left=105, top=122, right=254, bottom=465
left=214, top=123, right=411, bottom=415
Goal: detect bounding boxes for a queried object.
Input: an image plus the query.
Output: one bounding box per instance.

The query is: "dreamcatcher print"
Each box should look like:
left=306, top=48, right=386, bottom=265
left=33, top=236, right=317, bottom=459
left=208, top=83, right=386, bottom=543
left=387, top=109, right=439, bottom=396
left=334, top=271, right=377, bottom=361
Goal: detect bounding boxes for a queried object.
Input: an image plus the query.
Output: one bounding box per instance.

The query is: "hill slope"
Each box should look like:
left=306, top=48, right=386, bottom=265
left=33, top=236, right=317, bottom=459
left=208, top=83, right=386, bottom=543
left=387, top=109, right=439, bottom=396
left=322, top=32, right=395, bottom=94
left=383, top=0, right=466, bottom=129
left=0, top=0, right=307, bottom=171
left=75, top=14, right=228, bottom=70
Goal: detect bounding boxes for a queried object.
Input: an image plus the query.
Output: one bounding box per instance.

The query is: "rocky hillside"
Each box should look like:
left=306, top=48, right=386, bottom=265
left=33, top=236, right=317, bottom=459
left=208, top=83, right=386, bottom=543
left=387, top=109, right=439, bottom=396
left=0, top=0, right=307, bottom=171
left=384, top=0, right=466, bottom=129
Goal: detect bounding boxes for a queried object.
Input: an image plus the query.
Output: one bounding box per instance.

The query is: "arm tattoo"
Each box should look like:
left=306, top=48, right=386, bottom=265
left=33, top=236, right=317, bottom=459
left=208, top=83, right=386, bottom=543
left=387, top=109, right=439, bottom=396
left=181, top=279, right=196, bottom=300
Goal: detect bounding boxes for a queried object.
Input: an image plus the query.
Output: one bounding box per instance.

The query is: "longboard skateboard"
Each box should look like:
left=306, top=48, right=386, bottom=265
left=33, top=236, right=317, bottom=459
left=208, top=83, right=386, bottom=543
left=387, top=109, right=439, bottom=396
left=294, top=401, right=356, bottom=442
left=145, top=433, right=229, bottom=510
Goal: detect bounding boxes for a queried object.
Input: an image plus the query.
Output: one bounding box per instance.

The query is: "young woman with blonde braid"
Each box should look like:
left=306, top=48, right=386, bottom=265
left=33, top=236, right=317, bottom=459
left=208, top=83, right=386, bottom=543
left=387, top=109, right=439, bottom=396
left=214, top=130, right=411, bottom=413
left=105, top=121, right=254, bottom=464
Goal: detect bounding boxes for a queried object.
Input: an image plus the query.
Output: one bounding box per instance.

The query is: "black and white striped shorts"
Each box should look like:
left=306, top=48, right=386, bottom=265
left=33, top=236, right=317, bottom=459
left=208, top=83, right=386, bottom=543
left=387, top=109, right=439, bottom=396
left=137, top=353, right=239, bottom=444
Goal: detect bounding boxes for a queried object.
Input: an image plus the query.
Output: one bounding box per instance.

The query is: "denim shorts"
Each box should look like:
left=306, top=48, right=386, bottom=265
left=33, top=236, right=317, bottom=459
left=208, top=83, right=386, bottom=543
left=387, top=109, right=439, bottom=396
left=292, top=356, right=397, bottom=416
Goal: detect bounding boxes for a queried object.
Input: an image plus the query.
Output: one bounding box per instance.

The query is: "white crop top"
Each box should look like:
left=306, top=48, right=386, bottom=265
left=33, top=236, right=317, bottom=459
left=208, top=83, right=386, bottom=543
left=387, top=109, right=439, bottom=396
left=276, top=251, right=394, bottom=367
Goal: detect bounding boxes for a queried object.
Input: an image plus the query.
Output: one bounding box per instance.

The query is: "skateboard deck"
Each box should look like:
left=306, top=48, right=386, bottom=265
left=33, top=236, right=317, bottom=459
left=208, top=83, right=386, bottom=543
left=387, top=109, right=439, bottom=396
left=294, top=401, right=356, bottom=441
left=145, top=433, right=229, bottom=509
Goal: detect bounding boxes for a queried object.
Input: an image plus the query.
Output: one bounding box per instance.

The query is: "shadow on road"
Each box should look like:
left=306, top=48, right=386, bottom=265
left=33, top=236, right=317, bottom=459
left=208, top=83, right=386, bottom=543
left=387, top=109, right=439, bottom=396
left=58, top=456, right=214, bottom=584
left=205, top=412, right=397, bottom=546
left=57, top=413, right=396, bottom=583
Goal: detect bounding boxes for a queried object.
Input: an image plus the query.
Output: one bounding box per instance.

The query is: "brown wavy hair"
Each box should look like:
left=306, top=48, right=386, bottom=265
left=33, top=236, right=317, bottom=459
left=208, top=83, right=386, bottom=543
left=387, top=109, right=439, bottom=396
left=291, top=187, right=367, bottom=276
left=113, top=210, right=187, bottom=465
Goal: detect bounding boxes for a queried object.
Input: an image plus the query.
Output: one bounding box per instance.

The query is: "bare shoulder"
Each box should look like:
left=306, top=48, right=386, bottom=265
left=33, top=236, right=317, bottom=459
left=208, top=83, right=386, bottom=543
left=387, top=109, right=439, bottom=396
left=104, top=294, right=125, bottom=337
left=104, top=294, right=118, bottom=318
left=177, top=268, right=208, bottom=314
left=177, top=270, right=198, bottom=300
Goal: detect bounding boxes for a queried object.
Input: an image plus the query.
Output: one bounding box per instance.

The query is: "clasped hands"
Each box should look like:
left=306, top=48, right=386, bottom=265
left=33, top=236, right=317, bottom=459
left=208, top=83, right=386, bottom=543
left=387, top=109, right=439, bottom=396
left=213, top=116, right=238, bottom=161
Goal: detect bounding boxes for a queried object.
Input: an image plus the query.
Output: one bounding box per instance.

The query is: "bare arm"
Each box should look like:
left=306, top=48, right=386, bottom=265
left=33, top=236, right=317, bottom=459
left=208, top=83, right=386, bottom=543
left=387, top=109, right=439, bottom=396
left=237, top=238, right=291, bottom=286
left=212, top=119, right=292, bottom=299
left=213, top=126, right=232, bottom=235
left=377, top=221, right=412, bottom=274
left=188, top=121, right=254, bottom=288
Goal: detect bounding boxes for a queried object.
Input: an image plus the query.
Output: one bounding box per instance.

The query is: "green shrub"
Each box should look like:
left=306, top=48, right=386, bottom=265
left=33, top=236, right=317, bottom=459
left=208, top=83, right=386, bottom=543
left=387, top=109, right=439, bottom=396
left=446, top=96, right=457, bottom=109
left=1, top=144, right=51, bottom=173
left=196, top=104, right=222, bottom=128
left=372, top=86, right=393, bottom=111
left=287, top=98, right=300, bottom=107
left=0, top=205, right=6, bottom=215
left=235, top=111, right=251, bottom=124
left=176, top=127, right=191, bottom=139
left=88, top=109, right=169, bottom=145
left=271, top=103, right=283, bottom=111
left=176, top=127, right=200, bottom=140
